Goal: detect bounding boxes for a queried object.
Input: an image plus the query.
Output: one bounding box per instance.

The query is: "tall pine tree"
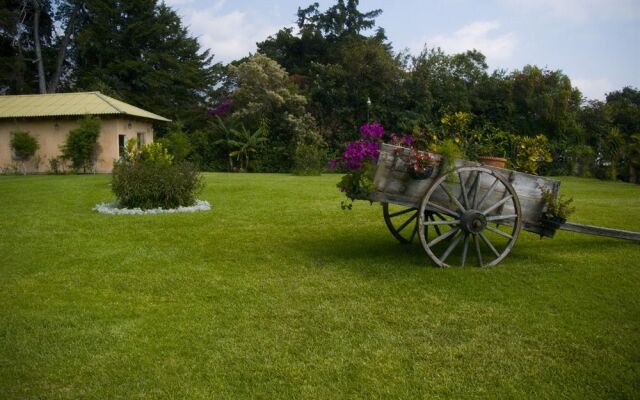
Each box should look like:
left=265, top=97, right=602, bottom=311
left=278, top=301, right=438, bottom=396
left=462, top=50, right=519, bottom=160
left=72, top=0, right=221, bottom=130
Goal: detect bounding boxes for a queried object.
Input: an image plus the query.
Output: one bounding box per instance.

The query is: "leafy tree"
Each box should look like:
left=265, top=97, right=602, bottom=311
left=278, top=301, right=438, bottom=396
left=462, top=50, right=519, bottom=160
left=411, top=48, right=489, bottom=119
left=306, top=35, right=404, bottom=144
left=228, top=54, right=320, bottom=171
left=10, top=130, right=39, bottom=174
left=579, top=100, right=610, bottom=147
left=73, top=0, right=221, bottom=131
left=296, top=0, right=382, bottom=39
left=598, top=128, right=626, bottom=180
left=628, top=134, right=640, bottom=183
left=0, top=0, right=81, bottom=94
left=258, top=0, right=395, bottom=143
left=158, top=123, right=192, bottom=162
left=227, top=124, right=268, bottom=172
left=605, top=87, right=640, bottom=135
left=60, top=116, right=101, bottom=172
left=508, top=65, right=583, bottom=140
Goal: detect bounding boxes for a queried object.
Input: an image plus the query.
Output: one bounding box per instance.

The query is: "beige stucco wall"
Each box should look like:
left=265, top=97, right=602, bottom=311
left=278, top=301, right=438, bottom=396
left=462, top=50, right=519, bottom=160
left=0, top=117, right=154, bottom=173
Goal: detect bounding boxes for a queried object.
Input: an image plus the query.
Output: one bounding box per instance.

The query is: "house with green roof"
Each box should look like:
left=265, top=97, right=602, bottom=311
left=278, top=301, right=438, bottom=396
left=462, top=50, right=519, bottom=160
left=0, top=92, right=170, bottom=173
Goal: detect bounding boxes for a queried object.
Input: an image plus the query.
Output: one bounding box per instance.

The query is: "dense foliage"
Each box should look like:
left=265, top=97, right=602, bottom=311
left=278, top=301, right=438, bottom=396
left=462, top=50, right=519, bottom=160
left=111, top=140, right=203, bottom=209
left=1, top=0, right=639, bottom=182
left=10, top=130, right=39, bottom=161
left=9, top=130, right=39, bottom=175
left=60, top=116, right=101, bottom=172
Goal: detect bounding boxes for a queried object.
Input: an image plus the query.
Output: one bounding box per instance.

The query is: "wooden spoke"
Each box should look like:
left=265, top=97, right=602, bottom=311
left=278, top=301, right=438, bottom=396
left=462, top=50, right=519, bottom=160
left=474, top=234, right=484, bottom=268
left=433, top=212, right=448, bottom=221
left=485, top=225, right=513, bottom=239
left=440, top=231, right=463, bottom=263
left=482, top=194, right=514, bottom=216
left=396, top=212, right=417, bottom=233
left=428, top=213, right=442, bottom=236
left=460, top=233, right=469, bottom=267
left=423, top=219, right=460, bottom=226
left=427, top=227, right=459, bottom=248
left=408, top=225, right=418, bottom=242
left=458, top=171, right=470, bottom=209
left=476, top=178, right=499, bottom=210
left=382, top=203, right=419, bottom=244
left=437, top=182, right=466, bottom=213
left=426, top=201, right=459, bottom=217
left=479, top=232, right=500, bottom=258
left=469, top=172, right=480, bottom=209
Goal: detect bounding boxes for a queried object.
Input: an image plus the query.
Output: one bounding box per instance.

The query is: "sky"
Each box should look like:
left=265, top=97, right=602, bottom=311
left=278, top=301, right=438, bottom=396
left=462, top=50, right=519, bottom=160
left=164, top=0, right=640, bottom=100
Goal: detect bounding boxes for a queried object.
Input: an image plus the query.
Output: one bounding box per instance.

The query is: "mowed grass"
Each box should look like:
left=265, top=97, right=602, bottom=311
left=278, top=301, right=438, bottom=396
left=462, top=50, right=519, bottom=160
left=0, top=173, right=639, bottom=399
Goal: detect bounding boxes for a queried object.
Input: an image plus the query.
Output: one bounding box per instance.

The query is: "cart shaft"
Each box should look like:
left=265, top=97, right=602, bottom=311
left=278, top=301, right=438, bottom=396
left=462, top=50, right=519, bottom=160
left=559, top=222, right=640, bottom=242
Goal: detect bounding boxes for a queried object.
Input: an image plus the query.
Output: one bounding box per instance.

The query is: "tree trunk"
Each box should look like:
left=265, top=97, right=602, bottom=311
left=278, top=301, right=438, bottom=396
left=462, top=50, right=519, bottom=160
left=32, top=0, right=47, bottom=94
left=47, top=3, right=80, bottom=93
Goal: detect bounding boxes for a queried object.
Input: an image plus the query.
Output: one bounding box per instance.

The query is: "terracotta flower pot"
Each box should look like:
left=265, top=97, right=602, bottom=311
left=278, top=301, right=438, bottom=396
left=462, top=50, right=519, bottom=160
left=478, top=156, right=507, bottom=168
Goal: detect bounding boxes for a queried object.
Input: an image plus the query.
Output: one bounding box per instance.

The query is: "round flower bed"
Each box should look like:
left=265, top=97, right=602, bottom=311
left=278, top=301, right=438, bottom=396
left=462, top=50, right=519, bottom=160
left=94, top=199, right=211, bottom=215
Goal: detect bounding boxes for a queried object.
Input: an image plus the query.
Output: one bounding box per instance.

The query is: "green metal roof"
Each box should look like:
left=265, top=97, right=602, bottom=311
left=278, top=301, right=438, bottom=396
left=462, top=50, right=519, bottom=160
left=0, top=92, right=170, bottom=122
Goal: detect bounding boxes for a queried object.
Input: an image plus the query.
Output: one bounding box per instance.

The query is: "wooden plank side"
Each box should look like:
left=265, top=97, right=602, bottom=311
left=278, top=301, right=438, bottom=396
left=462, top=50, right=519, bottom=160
left=484, top=166, right=560, bottom=235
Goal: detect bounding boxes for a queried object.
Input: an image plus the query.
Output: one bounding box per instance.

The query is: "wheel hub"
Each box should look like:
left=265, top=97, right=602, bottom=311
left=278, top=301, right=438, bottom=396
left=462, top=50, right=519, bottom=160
left=461, top=210, right=487, bottom=234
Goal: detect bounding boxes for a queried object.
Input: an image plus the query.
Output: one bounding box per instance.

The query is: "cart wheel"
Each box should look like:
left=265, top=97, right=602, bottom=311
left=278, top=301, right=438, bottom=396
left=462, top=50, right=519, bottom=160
left=382, top=203, right=445, bottom=244
left=417, top=166, right=522, bottom=267
left=382, top=202, right=419, bottom=244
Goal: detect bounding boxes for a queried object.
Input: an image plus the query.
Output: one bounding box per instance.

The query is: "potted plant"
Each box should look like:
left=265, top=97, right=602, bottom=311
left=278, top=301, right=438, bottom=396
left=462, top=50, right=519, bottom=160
left=475, top=128, right=509, bottom=168
left=408, top=148, right=439, bottom=180
left=539, top=187, right=576, bottom=237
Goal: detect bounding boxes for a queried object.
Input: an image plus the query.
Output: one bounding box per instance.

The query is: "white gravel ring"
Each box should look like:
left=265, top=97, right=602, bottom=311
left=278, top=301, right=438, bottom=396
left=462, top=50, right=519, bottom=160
left=94, top=199, right=211, bottom=215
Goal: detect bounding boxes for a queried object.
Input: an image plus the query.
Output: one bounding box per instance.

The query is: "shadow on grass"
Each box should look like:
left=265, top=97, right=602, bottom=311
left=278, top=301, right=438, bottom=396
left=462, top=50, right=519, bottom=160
left=292, top=225, right=639, bottom=278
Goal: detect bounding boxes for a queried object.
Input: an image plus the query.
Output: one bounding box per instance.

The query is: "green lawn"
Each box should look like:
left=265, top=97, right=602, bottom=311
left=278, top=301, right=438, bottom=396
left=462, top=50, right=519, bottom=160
left=1, top=174, right=639, bottom=399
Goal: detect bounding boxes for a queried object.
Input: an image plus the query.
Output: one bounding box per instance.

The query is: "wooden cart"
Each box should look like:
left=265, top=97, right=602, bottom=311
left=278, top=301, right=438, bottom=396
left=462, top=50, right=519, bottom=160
left=367, top=144, right=640, bottom=267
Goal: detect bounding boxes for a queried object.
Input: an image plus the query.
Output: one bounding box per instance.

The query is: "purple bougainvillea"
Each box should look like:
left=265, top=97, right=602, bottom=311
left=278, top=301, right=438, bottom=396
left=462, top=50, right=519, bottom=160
left=342, top=140, right=380, bottom=169
left=332, top=122, right=417, bottom=171
left=359, top=122, right=385, bottom=141
left=207, top=99, right=233, bottom=117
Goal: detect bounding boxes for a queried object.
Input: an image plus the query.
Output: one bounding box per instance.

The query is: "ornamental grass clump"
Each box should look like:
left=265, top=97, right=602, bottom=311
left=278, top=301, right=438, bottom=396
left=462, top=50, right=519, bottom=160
left=111, top=139, right=203, bottom=210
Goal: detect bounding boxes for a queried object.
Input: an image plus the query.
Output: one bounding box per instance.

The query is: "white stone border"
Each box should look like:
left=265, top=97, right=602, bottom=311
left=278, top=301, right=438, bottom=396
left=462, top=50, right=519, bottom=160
left=93, top=199, right=211, bottom=215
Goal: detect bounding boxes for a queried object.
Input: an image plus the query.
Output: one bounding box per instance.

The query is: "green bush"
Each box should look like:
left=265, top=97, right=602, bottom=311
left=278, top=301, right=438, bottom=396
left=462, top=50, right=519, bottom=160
left=158, top=127, right=192, bottom=162
left=10, top=130, right=39, bottom=160
left=111, top=141, right=203, bottom=209
left=292, top=143, right=327, bottom=176
left=10, top=130, right=39, bottom=175
left=61, top=116, right=101, bottom=172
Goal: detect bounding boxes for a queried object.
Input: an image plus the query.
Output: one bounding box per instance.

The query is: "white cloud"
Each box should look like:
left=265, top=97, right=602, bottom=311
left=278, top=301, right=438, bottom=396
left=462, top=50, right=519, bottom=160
left=163, top=0, right=197, bottom=6
left=414, top=21, right=516, bottom=62
left=500, top=0, right=640, bottom=22
left=174, top=2, right=282, bottom=63
left=573, top=78, right=614, bottom=100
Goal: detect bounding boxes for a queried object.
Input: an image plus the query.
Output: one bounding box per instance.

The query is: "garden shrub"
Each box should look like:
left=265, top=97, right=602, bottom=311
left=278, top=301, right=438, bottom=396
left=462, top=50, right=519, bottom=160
left=111, top=140, right=204, bottom=209
left=10, top=130, right=39, bottom=175
left=61, top=116, right=101, bottom=172
left=158, top=127, right=192, bottom=162
left=292, top=143, right=327, bottom=176
left=48, top=157, right=64, bottom=174
left=513, top=134, right=552, bottom=174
